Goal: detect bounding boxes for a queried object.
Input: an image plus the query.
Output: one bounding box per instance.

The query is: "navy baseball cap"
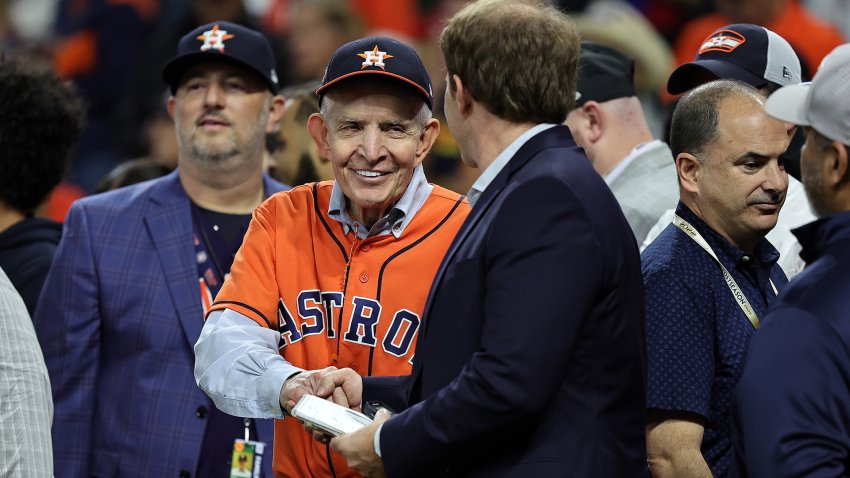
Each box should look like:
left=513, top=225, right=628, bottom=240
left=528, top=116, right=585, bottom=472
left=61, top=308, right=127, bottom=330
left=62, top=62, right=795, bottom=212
left=316, top=36, right=433, bottom=109
left=162, top=21, right=279, bottom=94
left=667, top=23, right=801, bottom=95
left=574, top=41, right=635, bottom=107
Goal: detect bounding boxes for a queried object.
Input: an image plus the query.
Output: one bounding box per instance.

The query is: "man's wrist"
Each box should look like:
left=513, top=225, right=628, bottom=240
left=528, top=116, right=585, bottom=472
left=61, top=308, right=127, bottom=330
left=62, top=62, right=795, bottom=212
left=279, top=370, right=304, bottom=416
left=373, top=422, right=383, bottom=458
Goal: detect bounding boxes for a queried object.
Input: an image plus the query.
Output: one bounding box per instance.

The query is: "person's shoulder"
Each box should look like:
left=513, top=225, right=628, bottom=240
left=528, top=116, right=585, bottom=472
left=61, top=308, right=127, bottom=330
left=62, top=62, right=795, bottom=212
left=426, top=184, right=470, bottom=210
left=72, top=174, right=173, bottom=215
left=641, top=225, right=694, bottom=276
left=261, top=181, right=329, bottom=218
left=775, top=255, right=850, bottom=325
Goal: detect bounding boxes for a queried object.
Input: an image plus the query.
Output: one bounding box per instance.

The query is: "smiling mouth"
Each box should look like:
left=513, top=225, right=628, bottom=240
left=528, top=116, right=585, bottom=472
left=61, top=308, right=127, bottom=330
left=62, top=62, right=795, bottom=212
left=354, top=170, right=390, bottom=178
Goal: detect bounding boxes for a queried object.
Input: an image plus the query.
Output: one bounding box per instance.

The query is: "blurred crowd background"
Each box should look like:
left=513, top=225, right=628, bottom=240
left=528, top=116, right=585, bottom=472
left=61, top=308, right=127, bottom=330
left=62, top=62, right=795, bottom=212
left=3, top=0, right=847, bottom=221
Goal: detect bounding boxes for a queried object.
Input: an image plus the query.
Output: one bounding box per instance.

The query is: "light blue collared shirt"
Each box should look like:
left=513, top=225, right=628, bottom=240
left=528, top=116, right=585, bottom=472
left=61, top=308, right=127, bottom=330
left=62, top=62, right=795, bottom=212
left=466, top=124, right=557, bottom=206
left=328, top=165, right=432, bottom=239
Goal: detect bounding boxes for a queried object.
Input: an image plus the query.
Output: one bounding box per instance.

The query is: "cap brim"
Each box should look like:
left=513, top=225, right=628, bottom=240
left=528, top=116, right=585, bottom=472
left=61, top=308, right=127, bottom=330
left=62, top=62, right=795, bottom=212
left=162, top=53, right=277, bottom=93
left=667, top=60, right=766, bottom=95
left=316, top=70, right=432, bottom=108
left=765, top=82, right=811, bottom=126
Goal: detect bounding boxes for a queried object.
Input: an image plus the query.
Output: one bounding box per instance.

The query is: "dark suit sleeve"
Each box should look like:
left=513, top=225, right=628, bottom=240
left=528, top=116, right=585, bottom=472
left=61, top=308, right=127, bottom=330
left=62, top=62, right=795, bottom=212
left=363, top=375, right=410, bottom=414
left=381, top=177, right=606, bottom=474
left=33, top=204, right=101, bottom=477
left=734, top=307, right=850, bottom=478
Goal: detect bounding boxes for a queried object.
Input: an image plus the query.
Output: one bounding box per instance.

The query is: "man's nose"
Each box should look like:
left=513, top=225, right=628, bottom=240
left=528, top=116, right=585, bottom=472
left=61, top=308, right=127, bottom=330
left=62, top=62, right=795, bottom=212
left=358, top=127, right=387, bottom=163
left=203, top=82, right=225, bottom=108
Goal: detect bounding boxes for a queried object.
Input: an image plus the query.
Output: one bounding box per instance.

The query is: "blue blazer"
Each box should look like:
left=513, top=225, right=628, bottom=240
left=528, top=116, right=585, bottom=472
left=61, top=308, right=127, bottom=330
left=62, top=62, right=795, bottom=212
left=365, top=126, right=649, bottom=477
left=34, top=171, right=286, bottom=478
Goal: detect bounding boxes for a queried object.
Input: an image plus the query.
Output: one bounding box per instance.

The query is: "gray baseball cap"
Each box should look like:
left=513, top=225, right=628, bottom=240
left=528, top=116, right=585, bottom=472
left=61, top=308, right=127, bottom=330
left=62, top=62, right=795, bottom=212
left=765, top=43, right=850, bottom=145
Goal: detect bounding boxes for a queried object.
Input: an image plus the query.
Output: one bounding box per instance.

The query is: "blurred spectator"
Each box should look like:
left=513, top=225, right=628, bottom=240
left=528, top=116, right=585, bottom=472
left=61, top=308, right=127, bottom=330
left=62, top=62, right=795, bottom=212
left=566, top=41, right=678, bottom=245
left=139, top=90, right=180, bottom=169
left=805, top=0, right=850, bottom=40
left=94, top=159, right=173, bottom=194
left=0, top=57, right=84, bottom=317
left=569, top=0, right=674, bottom=96
left=41, top=181, right=86, bottom=223
left=52, top=0, right=161, bottom=193
left=267, top=81, right=335, bottom=185
left=286, top=0, right=363, bottom=82
left=568, top=0, right=675, bottom=139
left=673, top=0, right=845, bottom=84
left=0, top=0, right=60, bottom=60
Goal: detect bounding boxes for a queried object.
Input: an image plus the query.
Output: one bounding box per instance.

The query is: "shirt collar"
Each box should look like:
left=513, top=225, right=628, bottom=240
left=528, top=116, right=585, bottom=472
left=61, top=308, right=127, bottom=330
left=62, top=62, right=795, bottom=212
left=467, top=123, right=557, bottom=206
left=328, top=164, right=432, bottom=240
left=675, top=202, right=780, bottom=272
left=793, top=210, right=850, bottom=264
left=604, top=139, right=666, bottom=185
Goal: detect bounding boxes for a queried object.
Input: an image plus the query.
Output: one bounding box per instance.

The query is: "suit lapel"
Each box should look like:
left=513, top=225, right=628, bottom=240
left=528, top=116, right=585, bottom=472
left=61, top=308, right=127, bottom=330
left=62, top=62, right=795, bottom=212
left=411, top=126, right=576, bottom=380
left=143, top=172, right=204, bottom=349
left=423, top=125, right=575, bottom=318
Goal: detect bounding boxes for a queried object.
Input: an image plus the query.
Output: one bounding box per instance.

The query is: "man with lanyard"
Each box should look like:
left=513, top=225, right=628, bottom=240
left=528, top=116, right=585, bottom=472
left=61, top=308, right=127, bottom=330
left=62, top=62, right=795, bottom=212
left=194, top=36, right=469, bottom=477
left=642, top=79, right=789, bottom=478
left=35, top=21, right=286, bottom=477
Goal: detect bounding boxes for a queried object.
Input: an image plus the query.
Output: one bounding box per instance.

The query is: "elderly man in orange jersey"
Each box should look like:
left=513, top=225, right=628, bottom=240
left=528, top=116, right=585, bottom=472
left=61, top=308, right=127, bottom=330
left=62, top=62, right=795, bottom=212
left=194, top=36, right=470, bottom=478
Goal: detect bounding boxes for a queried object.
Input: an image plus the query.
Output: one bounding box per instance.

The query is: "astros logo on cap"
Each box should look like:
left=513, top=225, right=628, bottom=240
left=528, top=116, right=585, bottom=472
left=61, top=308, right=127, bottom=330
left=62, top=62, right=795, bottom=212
left=358, top=46, right=393, bottom=70
left=699, top=30, right=746, bottom=54
left=197, top=24, right=234, bottom=53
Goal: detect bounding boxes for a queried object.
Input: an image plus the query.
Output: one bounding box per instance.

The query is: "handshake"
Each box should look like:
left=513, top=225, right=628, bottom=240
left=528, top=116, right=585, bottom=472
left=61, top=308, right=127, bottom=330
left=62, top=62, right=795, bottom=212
left=279, top=367, right=391, bottom=478
left=279, top=367, right=363, bottom=416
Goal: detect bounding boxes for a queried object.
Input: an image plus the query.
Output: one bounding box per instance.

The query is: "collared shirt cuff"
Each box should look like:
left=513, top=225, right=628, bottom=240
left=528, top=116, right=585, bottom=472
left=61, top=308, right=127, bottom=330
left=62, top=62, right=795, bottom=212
left=374, top=422, right=383, bottom=458
left=259, top=361, right=303, bottom=418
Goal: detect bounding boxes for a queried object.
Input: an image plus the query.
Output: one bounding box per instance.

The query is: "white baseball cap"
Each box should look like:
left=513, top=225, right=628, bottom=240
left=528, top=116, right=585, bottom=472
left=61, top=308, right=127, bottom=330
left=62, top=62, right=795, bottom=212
left=765, top=43, right=850, bottom=145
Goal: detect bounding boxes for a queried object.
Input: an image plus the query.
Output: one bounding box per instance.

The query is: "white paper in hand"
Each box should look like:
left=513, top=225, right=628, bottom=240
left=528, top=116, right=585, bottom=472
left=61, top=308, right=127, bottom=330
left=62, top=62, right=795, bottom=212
left=291, top=395, right=373, bottom=437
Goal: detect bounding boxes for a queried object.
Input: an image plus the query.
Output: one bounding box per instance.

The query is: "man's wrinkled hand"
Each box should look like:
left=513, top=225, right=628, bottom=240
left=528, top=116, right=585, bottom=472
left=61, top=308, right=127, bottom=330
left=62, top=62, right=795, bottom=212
left=331, top=409, right=391, bottom=477
left=279, top=366, right=337, bottom=414
left=317, top=368, right=363, bottom=411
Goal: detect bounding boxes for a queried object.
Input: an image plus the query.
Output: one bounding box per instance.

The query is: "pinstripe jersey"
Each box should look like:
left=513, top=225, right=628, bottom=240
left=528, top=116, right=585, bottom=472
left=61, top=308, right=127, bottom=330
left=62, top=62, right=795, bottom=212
left=209, top=180, right=469, bottom=477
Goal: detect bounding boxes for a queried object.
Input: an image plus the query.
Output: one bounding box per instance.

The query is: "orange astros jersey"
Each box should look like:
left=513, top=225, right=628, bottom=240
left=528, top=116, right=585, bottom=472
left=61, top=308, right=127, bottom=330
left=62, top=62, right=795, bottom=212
left=208, top=181, right=469, bottom=478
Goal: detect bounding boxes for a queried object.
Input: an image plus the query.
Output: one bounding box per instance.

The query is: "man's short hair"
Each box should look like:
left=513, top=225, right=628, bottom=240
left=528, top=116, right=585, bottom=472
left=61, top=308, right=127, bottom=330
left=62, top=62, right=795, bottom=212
left=670, top=79, right=762, bottom=159
left=0, top=59, right=84, bottom=213
left=440, top=0, right=579, bottom=125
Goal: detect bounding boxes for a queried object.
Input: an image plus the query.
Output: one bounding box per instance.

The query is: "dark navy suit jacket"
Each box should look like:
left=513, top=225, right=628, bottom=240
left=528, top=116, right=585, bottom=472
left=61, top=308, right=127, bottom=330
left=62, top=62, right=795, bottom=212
left=33, top=171, right=285, bottom=477
left=364, top=126, right=649, bottom=477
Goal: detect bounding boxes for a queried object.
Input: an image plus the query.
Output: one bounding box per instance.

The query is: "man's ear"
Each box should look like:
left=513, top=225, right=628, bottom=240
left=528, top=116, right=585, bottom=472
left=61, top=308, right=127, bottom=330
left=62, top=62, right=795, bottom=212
left=676, top=152, right=702, bottom=194
left=265, top=94, right=286, bottom=133
left=414, top=118, right=440, bottom=168
left=827, top=141, right=850, bottom=189
left=306, top=113, right=331, bottom=160
left=167, top=96, right=176, bottom=119
left=449, top=74, right=473, bottom=118
left=581, top=101, right=604, bottom=144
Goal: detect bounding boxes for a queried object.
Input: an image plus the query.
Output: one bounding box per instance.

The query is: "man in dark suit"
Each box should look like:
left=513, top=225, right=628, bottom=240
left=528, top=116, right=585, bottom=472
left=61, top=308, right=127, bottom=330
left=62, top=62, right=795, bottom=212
left=320, top=1, right=648, bottom=476
left=33, top=21, right=286, bottom=477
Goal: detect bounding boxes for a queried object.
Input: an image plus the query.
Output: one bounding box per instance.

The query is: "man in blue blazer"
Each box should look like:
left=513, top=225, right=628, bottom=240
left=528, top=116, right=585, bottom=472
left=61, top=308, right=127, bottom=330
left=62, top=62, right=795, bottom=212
left=323, top=1, right=649, bottom=476
left=33, top=22, right=287, bottom=477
